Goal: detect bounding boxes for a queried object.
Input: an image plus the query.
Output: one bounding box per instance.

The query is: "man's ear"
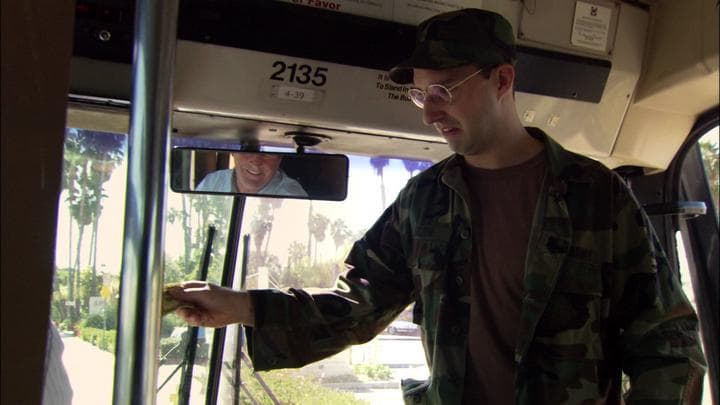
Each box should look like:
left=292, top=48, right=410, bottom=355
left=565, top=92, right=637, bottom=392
left=495, top=64, right=515, bottom=100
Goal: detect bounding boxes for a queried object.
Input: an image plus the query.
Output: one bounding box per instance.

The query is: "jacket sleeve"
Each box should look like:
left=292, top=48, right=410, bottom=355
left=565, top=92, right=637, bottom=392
left=245, top=199, right=415, bottom=371
left=610, top=174, right=706, bottom=403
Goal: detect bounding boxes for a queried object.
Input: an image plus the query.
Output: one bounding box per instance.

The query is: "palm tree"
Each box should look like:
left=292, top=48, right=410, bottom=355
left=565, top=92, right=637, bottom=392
left=287, top=241, right=307, bottom=269
left=308, top=212, right=330, bottom=264
left=330, top=218, right=351, bottom=258
left=84, top=131, right=124, bottom=298
left=61, top=129, right=83, bottom=317
left=402, top=160, right=421, bottom=179
left=61, top=129, right=125, bottom=317
left=65, top=151, right=97, bottom=320
left=370, top=157, right=390, bottom=209
left=262, top=199, right=283, bottom=257
left=251, top=215, right=271, bottom=263
left=403, top=159, right=432, bottom=179
left=403, top=160, right=431, bottom=177
left=306, top=201, right=314, bottom=260
left=190, top=194, right=232, bottom=278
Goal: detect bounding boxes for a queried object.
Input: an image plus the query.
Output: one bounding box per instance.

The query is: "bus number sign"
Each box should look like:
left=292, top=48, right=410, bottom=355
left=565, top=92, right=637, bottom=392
left=270, top=61, right=328, bottom=86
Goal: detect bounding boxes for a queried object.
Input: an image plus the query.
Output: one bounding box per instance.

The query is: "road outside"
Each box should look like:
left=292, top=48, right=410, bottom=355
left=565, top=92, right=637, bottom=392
left=61, top=334, right=427, bottom=405
left=62, top=336, right=207, bottom=405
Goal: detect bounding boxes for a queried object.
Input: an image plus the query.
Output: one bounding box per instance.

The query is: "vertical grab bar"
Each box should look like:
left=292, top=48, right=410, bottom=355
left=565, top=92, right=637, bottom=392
left=113, top=1, right=179, bottom=404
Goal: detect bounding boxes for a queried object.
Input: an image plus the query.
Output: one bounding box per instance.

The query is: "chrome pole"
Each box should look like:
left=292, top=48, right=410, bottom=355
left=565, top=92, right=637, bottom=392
left=113, top=0, right=179, bottom=404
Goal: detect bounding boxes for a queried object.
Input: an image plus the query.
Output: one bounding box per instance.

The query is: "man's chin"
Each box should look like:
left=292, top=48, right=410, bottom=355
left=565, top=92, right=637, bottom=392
left=444, top=141, right=464, bottom=154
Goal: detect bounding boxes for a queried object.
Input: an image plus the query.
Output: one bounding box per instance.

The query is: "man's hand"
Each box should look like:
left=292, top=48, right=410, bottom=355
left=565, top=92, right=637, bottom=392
left=165, top=281, right=255, bottom=328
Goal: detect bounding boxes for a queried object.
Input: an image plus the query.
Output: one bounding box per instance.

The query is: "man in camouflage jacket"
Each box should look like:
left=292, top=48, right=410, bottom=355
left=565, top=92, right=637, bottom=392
left=170, top=8, right=706, bottom=404
left=242, top=129, right=705, bottom=404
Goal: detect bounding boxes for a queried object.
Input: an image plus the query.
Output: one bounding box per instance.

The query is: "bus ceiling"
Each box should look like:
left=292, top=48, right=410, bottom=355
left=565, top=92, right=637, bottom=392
left=67, top=0, right=719, bottom=171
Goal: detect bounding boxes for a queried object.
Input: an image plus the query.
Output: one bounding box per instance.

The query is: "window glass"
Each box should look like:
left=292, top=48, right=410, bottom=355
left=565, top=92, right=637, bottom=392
left=52, top=129, right=433, bottom=404
left=217, top=154, right=433, bottom=405
left=698, top=126, right=719, bottom=222
left=51, top=128, right=238, bottom=405
left=158, top=192, right=234, bottom=405
left=675, top=124, right=718, bottom=405
left=676, top=233, right=713, bottom=405
left=51, top=128, right=127, bottom=404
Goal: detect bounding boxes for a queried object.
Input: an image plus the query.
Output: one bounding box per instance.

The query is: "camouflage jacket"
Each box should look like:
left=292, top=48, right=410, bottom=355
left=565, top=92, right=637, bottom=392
left=246, top=129, right=706, bottom=404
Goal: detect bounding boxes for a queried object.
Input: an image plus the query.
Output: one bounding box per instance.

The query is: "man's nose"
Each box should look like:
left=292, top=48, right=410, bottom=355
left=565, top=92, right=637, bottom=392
left=422, top=101, right=445, bottom=126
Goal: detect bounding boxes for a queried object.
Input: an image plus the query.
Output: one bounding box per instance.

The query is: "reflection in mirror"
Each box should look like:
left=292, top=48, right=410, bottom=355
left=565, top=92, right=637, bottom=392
left=171, top=148, right=349, bottom=201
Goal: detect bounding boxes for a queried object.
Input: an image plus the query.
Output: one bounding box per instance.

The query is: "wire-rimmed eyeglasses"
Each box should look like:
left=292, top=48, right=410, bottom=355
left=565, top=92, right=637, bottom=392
left=407, top=66, right=495, bottom=109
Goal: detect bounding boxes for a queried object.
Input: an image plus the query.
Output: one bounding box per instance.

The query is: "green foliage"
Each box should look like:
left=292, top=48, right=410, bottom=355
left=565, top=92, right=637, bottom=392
left=330, top=219, right=352, bottom=254
left=58, top=319, right=72, bottom=332
left=286, top=241, right=308, bottom=269
left=166, top=194, right=211, bottom=277
left=273, top=260, right=343, bottom=289
left=82, top=314, right=105, bottom=329
left=159, top=336, right=184, bottom=363
left=240, top=369, right=367, bottom=405
left=51, top=270, right=72, bottom=326
left=51, top=266, right=120, bottom=332
left=163, top=253, right=220, bottom=284
left=159, top=335, right=209, bottom=364
left=353, top=364, right=393, bottom=381
left=79, top=301, right=118, bottom=330
left=699, top=138, right=719, bottom=215
left=163, top=193, right=231, bottom=287
left=161, top=314, right=186, bottom=337
left=79, top=327, right=116, bottom=353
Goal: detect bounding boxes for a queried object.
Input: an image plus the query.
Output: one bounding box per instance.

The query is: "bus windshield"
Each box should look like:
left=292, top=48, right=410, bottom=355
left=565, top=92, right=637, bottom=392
left=51, top=128, right=433, bottom=404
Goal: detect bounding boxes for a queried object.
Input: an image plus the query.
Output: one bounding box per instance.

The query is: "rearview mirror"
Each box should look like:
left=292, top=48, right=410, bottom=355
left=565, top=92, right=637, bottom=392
left=170, top=148, right=349, bottom=201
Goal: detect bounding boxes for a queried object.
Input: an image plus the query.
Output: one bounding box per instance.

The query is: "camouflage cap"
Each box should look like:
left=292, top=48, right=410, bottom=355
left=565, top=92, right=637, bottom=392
left=389, top=9, right=516, bottom=84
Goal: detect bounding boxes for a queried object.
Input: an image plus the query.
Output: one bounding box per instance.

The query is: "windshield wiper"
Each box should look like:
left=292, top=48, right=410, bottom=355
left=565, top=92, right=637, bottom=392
left=157, top=226, right=216, bottom=403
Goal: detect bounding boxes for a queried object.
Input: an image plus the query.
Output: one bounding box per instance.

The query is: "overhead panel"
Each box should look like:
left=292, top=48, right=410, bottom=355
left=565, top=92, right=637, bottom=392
left=70, top=0, right=650, bottom=167
left=174, top=41, right=435, bottom=141
left=273, top=0, right=482, bottom=25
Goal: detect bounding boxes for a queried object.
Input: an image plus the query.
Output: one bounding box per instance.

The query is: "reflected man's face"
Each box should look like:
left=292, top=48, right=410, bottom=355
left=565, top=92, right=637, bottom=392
left=232, top=153, right=282, bottom=193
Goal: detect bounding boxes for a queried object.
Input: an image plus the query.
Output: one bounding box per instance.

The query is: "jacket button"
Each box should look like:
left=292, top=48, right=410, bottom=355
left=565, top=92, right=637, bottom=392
left=455, top=276, right=463, bottom=286
left=451, top=325, right=460, bottom=335
left=460, top=230, right=470, bottom=239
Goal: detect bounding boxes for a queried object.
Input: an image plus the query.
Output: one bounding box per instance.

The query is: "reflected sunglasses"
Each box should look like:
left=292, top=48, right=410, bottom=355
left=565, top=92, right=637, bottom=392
left=407, top=66, right=497, bottom=109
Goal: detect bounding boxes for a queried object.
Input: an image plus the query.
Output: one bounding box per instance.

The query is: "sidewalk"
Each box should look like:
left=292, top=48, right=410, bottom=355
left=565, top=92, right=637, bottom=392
left=62, top=336, right=115, bottom=405
left=61, top=335, right=208, bottom=405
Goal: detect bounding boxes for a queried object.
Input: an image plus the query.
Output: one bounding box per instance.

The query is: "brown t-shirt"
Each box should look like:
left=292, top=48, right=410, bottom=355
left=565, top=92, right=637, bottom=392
left=461, top=151, right=546, bottom=404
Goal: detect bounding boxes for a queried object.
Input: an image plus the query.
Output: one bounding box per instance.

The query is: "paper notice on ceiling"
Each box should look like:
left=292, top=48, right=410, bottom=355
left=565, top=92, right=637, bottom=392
left=391, top=0, right=481, bottom=26
left=275, top=0, right=392, bottom=20
left=275, top=0, right=479, bottom=25
left=571, top=1, right=612, bottom=52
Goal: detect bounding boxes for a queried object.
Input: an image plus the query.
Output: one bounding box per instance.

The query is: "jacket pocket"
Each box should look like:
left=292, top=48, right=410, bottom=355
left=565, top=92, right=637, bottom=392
left=412, top=238, right=447, bottom=289
left=534, top=257, right=606, bottom=360
left=517, top=353, right=603, bottom=403
left=555, top=257, right=602, bottom=296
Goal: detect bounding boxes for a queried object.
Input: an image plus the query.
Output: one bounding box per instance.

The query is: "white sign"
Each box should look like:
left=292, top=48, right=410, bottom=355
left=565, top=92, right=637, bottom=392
left=276, top=0, right=392, bottom=19
left=571, top=1, right=612, bottom=52
left=89, top=296, right=107, bottom=315
left=276, top=0, right=480, bottom=26
left=392, top=0, right=480, bottom=25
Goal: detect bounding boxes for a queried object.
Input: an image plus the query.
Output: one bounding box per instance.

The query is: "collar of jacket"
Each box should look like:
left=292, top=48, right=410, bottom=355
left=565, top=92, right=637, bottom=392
left=436, top=127, right=574, bottom=197
left=435, top=127, right=584, bottom=364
